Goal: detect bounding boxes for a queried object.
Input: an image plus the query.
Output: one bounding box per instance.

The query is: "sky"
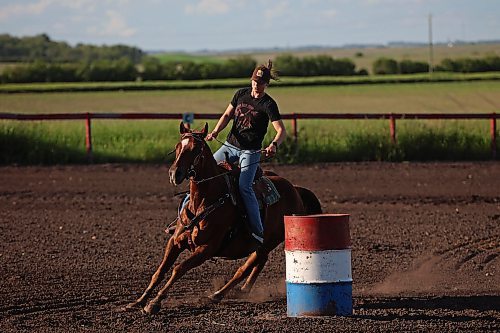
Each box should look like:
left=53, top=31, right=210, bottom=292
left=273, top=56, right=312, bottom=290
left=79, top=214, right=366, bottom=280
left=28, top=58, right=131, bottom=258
left=1, top=0, right=499, bottom=52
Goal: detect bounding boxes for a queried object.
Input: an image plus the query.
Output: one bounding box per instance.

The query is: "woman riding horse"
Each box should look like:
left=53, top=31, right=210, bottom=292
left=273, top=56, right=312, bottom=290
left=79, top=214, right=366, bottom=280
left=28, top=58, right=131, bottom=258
left=124, top=123, right=321, bottom=315
left=206, top=60, right=286, bottom=244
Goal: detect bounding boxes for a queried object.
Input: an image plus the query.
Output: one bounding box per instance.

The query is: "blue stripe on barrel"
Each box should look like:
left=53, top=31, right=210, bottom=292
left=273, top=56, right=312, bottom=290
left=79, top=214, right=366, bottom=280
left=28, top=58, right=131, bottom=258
left=286, top=282, right=353, bottom=316
left=284, top=214, right=352, bottom=317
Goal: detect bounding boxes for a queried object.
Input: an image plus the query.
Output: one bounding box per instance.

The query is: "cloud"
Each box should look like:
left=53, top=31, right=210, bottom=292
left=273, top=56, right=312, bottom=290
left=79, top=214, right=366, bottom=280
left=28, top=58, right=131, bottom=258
left=364, top=0, right=425, bottom=4
left=0, top=0, right=53, bottom=22
left=0, top=0, right=132, bottom=22
left=185, top=0, right=231, bottom=15
left=264, top=1, right=289, bottom=21
left=88, top=10, right=136, bottom=38
left=321, top=9, right=337, bottom=19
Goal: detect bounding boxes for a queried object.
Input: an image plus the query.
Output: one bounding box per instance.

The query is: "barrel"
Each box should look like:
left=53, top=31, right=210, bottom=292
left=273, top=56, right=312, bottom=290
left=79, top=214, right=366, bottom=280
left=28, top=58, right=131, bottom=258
left=284, top=214, right=352, bottom=317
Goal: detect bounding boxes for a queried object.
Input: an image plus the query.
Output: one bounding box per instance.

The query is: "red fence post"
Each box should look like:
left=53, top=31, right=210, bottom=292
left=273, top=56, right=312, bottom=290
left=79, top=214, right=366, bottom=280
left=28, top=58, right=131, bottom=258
left=491, top=113, right=497, bottom=159
left=292, top=113, right=298, bottom=144
left=85, top=112, right=93, bottom=163
left=389, top=115, right=396, bottom=144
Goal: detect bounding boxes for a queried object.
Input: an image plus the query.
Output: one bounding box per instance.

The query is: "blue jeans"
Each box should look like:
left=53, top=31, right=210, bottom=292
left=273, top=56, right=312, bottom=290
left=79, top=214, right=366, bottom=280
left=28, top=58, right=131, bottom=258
left=213, top=142, right=263, bottom=237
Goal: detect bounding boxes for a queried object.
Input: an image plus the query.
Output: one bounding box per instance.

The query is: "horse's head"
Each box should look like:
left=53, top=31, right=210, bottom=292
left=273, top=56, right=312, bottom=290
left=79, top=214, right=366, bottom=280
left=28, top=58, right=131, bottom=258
left=169, top=122, right=209, bottom=186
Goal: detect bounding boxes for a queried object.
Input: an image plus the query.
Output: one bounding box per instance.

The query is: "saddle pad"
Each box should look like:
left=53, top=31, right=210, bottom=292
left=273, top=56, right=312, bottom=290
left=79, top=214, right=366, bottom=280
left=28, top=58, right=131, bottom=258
left=255, top=176, right=280, bottom=209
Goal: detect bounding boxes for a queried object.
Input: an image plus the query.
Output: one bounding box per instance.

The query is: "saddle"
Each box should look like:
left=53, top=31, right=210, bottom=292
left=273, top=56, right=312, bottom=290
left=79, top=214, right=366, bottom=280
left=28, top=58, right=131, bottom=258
left=217, top=160, right=280, bottom=211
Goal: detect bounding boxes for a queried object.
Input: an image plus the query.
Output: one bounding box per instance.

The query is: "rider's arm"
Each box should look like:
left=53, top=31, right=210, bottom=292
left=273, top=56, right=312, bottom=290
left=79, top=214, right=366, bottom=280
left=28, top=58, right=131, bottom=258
left=210, top=104, right=234, bottom=138
left=265, top=119, right=287, bottom=155
left=270, top=119, right=286, bottom=146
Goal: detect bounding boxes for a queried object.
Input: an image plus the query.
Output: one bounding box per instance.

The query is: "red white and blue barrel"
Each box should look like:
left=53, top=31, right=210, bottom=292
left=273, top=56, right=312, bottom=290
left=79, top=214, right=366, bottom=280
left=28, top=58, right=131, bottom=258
left=284, top=214, right=352, bottom=317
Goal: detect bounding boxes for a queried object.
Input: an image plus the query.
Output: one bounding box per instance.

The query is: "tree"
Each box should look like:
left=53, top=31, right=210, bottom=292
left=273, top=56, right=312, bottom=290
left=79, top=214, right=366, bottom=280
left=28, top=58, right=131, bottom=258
left=141, top=57, right=164, bottom=80
left=399, top=60, right=429, bottom=74
left=372, top=57, right=398, bottom=75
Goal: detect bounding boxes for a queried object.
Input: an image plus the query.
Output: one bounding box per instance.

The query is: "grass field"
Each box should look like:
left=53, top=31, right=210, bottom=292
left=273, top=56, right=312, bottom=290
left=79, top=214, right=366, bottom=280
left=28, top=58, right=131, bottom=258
left=2, top=72, right=499, bottom=94
left=1, top=81, right=498, bottom=164
left=1, top=81, right=499, bottom=114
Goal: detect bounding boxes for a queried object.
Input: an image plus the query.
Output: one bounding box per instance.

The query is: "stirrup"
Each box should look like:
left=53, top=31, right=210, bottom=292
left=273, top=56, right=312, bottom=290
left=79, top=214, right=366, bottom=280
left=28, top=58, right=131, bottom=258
left=251, top=233, right=263, bottom=244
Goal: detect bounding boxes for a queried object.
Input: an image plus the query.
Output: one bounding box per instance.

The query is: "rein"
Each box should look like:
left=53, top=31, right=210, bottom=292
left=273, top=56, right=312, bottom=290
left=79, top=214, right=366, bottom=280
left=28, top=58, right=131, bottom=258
left=186, top=136, right=274, bottom=184
left=182, top=193, right=230, bottom=231
left=213, top=137, right=264, bottom=155
left=192, top=154, right=273, bottom=185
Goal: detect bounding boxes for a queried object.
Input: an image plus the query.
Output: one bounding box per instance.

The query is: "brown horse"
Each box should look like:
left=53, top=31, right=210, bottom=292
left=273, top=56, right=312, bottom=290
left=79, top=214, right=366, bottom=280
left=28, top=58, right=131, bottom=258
left=125, top=123, right=321, bottom=315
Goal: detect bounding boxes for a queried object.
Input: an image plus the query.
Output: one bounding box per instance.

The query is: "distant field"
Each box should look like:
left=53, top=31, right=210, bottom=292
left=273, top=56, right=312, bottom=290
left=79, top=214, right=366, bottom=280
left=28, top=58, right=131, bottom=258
left=2, top=43, right=498, bottom=75
left=159, top=43, right=500, bottom=73
left=151, top=52, right=225, bottom=64
left=1, top=81, right=499, bottom=114
left=3, top=72, right=500, bottom=94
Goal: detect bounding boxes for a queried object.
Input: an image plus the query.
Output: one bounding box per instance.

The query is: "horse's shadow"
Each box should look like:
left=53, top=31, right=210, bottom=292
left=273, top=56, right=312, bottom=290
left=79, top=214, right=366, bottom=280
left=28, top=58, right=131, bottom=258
left=354, top=295, right=499, bottom=322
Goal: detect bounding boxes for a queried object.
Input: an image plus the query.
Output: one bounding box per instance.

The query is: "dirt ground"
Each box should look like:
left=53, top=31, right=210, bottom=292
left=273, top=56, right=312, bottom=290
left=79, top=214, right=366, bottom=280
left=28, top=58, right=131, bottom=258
left=1, top=162, right=499, bottom=332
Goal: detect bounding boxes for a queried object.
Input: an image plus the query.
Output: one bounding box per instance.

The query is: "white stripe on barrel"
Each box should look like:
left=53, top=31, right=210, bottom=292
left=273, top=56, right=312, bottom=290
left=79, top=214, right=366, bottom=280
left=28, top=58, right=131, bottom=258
left=285, top=249, right=352, bottom=284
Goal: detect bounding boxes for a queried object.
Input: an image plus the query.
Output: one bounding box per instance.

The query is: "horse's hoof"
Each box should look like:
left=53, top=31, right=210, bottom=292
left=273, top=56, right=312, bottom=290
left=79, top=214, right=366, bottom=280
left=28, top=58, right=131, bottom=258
left=143, top=302, right=161, bottom=315
left=122, top=301, right=144, bottom=312
left=207, top=293, right=223, bottom=303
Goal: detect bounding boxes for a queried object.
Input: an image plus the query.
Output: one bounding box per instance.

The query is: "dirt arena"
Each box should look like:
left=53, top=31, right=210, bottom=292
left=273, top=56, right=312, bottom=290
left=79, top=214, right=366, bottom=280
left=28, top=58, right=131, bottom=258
left=1, top=162, right=499, bottom=332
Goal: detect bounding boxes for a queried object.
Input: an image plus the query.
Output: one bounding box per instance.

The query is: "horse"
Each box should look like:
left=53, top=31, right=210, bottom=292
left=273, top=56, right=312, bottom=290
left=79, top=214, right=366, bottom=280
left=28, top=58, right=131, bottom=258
left=125, top=122, right=322, bottom=315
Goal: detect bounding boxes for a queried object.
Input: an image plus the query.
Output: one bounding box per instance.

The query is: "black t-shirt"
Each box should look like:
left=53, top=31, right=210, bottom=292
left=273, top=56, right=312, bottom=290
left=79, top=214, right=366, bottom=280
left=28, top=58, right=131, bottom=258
left=226, top=88, right=281, bottom=150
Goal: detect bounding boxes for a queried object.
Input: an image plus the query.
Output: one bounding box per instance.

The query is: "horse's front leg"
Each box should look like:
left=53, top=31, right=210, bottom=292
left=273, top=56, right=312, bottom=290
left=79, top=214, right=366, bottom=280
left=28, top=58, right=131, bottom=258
left=143, top=244, right=213, bottom=315
left=124, top=236, right=183, bottom=311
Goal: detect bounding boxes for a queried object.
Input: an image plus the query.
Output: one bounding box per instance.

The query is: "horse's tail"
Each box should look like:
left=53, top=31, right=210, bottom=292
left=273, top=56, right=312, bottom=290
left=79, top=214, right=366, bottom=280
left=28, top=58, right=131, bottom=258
left=294, top=186, right=322, bottom=215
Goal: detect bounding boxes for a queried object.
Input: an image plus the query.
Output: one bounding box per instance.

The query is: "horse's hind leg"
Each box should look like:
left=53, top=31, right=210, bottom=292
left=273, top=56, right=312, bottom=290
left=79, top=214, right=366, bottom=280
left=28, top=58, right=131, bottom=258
left=240, top=259, right=267, bottom=295
left=124, top=236, right=182, bottom=311
left=240, top=239, right=281, bottom=295
left=209, top=248, right=269, bottom=302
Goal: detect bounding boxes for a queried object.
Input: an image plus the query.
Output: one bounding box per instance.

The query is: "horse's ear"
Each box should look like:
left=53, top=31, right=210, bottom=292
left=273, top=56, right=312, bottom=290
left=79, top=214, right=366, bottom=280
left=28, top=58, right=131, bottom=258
left=201, top=122, right=208, bottom=138
left=180, top=121, right=187, bottom=134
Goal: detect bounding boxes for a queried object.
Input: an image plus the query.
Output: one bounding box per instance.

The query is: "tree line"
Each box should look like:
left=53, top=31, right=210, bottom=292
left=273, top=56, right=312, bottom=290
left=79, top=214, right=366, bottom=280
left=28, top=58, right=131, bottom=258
left=372, top=55, right=500, bottom=74
left=3, top=54, right=500, bottom=84
left=1, top=34, right=500, bottom=83
left=0, top=33, right=144, bottom=63
left=0, top=56, right=258, bottom=83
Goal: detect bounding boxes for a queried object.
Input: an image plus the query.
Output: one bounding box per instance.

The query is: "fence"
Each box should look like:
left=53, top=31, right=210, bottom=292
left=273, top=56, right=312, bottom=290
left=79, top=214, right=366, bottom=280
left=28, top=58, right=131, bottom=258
left=0, top=112, right=498, bottom=161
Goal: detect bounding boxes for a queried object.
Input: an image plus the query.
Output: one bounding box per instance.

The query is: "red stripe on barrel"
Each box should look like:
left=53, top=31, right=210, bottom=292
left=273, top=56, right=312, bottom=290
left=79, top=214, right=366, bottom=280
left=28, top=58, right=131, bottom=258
left=284, top=214, right=351, bottom=251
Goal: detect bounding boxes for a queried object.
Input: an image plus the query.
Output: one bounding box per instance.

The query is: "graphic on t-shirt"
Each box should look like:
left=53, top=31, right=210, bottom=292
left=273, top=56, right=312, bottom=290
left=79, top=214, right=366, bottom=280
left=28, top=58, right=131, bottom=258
left=235, top=102, right=256, bottom=130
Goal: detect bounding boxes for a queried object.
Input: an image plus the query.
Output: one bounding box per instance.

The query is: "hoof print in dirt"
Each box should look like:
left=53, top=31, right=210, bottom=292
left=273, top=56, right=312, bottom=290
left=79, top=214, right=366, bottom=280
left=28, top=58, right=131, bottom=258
left=207, top=293, right=223, bottom=303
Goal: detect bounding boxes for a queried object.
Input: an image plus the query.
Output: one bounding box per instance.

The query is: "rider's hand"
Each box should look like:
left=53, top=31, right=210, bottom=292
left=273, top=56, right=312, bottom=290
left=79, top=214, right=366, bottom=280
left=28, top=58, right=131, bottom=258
left=206, top=131, right=218, bottom=141
left=265, top=142, right=278, bottom=157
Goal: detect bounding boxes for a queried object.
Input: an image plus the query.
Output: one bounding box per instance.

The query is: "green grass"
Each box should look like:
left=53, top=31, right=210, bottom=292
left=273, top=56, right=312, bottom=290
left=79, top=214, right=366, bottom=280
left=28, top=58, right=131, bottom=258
left=1, top=72, right=500, bottom=94
left=1, top=80, right=500, bottom=115
left=1, top=118, right=496, bottom=164
left=281, top=119, right=493, bottom=163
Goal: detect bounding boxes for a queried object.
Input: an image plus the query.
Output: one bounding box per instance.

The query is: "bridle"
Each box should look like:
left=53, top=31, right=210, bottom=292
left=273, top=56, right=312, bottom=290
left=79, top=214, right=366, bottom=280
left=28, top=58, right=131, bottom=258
left=177, top=132, right=207, bottom=182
